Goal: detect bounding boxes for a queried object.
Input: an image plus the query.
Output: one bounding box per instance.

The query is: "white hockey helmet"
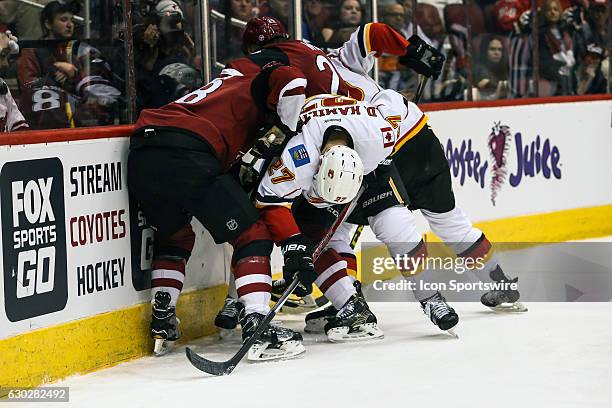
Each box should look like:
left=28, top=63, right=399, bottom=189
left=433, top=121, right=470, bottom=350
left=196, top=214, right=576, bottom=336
left=314, top=145, right=364, bottom=204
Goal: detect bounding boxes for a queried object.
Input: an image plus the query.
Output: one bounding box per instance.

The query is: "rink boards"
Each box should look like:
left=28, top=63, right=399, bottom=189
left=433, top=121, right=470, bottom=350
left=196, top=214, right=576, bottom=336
left=0, top=96, right=611, bottom=391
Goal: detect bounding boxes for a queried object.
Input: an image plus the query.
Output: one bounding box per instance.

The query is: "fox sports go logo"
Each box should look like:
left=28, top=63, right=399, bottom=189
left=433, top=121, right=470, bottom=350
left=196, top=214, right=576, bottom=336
left=1, top=158, right=68, bottom=321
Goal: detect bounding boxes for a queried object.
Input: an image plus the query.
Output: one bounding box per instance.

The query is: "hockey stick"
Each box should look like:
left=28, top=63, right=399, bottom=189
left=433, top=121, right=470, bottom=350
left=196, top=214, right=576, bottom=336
left=349, top=75, right=429, bottom=250
left=186, top=186, right=366, bottom=376
left=414, top=74, right=428, bottom=105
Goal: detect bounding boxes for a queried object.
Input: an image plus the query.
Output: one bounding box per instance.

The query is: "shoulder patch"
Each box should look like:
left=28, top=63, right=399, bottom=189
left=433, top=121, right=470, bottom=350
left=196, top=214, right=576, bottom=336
left=288, top=144, right=310, bottom=167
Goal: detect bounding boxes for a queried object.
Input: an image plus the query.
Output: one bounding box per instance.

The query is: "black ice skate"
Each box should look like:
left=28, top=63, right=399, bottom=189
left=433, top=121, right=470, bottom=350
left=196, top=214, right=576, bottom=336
left=420, top=291, right=459, bottom=337
left=214, top=297, right=244, bottom=330
left=324, top=294, right=383, bottom=342
left=151, top=291, right=181, bottom=356
left=241, top=312, right=305, bottom=361
left=305, top=304, right=337, bottom=333
left=271, top=278, right=317, bottom=314
left=481, top=266, right=528, bottom=313
left=305, top=280, right=363, bottom=333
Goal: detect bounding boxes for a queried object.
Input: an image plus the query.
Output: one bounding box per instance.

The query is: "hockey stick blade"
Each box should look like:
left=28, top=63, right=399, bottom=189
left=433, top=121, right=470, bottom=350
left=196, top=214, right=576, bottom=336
left=186, top=278, right=300, bottom=376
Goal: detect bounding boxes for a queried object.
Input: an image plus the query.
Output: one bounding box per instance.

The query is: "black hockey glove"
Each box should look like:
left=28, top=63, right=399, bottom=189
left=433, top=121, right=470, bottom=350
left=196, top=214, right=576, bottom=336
left=399, top=35, right=445, bottom=80
left=280, top=234, right=316, bottom=296
left=251, top=124, right=293, bottom=160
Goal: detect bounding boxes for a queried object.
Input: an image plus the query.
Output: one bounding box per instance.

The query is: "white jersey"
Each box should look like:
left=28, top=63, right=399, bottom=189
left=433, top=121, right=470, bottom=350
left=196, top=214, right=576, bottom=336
left=257, top=91, right=407, bottom=208
left=327, top=23, right=429, bottom=153
left=0, top=88, right=28, bottom=132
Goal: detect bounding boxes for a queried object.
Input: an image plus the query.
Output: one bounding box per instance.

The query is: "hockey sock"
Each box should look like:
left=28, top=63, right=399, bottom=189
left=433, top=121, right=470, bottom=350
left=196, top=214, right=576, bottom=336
left=315, top=249, right=355, bottom=309
left=339, top=252, right=358, bottom=281
left=151, top=257, right=186, bottom=307
left=151, top=224, right=196, bottom=306
left=233, top=255, right=272, bottom=315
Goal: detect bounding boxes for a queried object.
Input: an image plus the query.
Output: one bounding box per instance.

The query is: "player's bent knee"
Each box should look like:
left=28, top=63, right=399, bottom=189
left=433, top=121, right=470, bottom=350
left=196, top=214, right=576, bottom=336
left=155, top=224, right=196, bottom=263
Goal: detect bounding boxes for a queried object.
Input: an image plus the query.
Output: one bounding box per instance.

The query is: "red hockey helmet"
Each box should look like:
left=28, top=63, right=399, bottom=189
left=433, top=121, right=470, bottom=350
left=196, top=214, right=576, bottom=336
left=242, top=16, right=290, bottom=54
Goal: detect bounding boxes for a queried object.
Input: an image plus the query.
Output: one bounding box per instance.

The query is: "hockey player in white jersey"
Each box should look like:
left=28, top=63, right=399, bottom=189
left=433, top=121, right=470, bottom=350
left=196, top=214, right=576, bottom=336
left=215, top=21, right=525, bottom=337
left=250, top=22, right=526, bottom=337
left=255, top=90, right=409, bottom=342
left=319, top=23, right=526, bottom=327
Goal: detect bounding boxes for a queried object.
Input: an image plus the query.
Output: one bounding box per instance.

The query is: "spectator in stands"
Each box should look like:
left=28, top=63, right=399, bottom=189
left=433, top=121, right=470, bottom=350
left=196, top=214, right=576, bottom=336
left=473, top=34, right=509, bottom=99
left=16, top=1, right=121, bottom=129
left=564, top=0, right=609, bottom=61
left=401, top=0, right=431, bottom=41
left=382, top=2, right=407, bottom=35
left=263, top=0, right=290, bottom=29
left=0, top=31, right=19, bottom=74
left=302, top=0, right=326, bottom=45
left=491, top=0, right=530, bottom=34
left=538, top=0, right=575, bottom=95
left=378, top=3, right=419, bottom=97
left=214, top=0, right=256, bottom=68
left=133, top=0, right=198, bottom=109
left=1, top=30, right=29, bottom=132
left=321, top=0, right=364, bottom=44
left=230, top=0, right=256, bottom=21
left=575, top=43, right=607, bottom=94
left=0, top=0, right=52, bottom=40
left=415, top=3, right=466, bottom=101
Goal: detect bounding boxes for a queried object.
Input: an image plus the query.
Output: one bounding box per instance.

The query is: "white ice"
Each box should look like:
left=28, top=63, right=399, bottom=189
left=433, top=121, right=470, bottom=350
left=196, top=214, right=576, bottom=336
left=8, top=302, right=612, bottom=408
left=7, top=237, right=612, bottom=408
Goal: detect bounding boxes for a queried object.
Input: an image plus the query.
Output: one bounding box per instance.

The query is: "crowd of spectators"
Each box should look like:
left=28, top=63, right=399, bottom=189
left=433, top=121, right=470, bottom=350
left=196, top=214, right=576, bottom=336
left=0, top=0, right=609, bottom=132
left=209, top=0, right=610, bottom=102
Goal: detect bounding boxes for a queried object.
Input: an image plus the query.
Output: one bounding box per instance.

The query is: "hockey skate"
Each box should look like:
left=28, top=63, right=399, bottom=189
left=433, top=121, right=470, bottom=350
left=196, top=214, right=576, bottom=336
left=151, top=292, right=181, bottom=356
left=305, top=304, right=337, bottom=333
left=420, top=291, right=459, bottom=338
left=481, top=267, right=528, bottom=313
left=305, top=281, right=364, bottom=333
left=214, top=297, right=244, bottom=331
left=324, top=294, right=384, bottom=342
left=241, top=312, right=306, bottom=361
left=271, top=278, right=317, bottom=314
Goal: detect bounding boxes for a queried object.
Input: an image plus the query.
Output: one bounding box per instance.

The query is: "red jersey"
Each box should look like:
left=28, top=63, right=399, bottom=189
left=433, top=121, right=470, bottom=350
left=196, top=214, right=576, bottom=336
left=234, top=40, right=359, bottom=99
left=135, top=61, right=307, bottom=170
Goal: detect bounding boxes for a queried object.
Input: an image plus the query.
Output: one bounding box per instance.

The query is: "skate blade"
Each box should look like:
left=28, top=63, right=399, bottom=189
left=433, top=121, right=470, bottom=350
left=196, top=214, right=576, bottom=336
left=279, top=294, right=318, bottom=314
left=327, top=323, right=384, bottom=343
left=153, top=338, right=175, bottom=356
left=446, top=328, right=459, bottom=339
left=489, top=301, right=528, bottom=313
left=304, top=317, right=329, bottom=334
left=247, top=341, right=306, bottom=361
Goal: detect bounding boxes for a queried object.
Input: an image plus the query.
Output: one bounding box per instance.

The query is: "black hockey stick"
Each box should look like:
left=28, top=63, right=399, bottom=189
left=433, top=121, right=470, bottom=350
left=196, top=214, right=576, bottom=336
left=186, top=186, right=366, bottom=376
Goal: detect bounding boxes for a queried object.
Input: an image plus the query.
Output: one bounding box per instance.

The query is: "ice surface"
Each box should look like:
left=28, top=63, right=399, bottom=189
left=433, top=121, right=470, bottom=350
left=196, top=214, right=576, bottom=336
left=9, top=302, right=612, bottom=408
left=7, top=236, right=612, bottom=408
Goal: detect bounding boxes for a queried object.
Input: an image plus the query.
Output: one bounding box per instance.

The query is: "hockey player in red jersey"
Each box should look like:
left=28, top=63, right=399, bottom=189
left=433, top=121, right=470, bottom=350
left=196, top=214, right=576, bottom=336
left=237, top=16, right=358, bottom=98
left=213, top=16, right=361, bottom=330
left=128, top=51, right=309, bottom=357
